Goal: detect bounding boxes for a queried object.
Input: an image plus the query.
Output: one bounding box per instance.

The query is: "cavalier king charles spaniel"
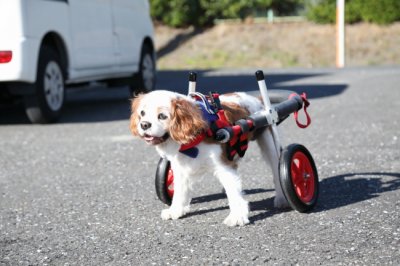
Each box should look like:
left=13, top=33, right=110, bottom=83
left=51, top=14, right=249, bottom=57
left=130, top=90, right=288, bottom=226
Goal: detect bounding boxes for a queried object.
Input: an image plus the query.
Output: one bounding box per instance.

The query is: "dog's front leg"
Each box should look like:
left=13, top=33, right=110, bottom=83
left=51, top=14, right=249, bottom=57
left=215, top=166, right=249, bottom=226
left=161, top=166, right=191, bottom=220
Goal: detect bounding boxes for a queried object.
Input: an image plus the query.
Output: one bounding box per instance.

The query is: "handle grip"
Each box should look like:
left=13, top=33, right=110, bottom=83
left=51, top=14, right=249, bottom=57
left=274, top=94, right=303, bottom=120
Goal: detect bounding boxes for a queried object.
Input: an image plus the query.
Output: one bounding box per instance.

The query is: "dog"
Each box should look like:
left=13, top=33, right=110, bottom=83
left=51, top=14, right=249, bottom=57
left=129, top=90, right=289, bottom=226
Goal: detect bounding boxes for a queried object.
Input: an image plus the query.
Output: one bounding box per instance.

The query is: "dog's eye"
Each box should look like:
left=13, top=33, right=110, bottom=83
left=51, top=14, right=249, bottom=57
left=140, top=110, right=145, bottom=117
left=158, top=113, right=168, bottom=120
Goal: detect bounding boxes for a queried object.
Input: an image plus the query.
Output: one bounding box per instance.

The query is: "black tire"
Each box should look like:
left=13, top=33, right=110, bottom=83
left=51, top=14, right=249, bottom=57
left=24, top=45, right=65, bottom=124
left=130, top=44, right=156, bottom=96
left=279, top=144, right=319, bottom=212
left=155, top=157, right=174, bottom=206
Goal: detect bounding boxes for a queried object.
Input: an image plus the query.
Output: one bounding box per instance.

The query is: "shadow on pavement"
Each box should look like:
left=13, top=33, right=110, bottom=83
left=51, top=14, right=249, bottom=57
left=185, top=188, right=273, bottom=219
left=186, top=172, right=400, bottom=223
left=0, top=86, right=132, bottom=125
left=60, top=86, right=132, bottom=123
left=315, top=172, right=400, bottom=212
left=0, top=103, right=31, bottom=124
left=186, top=187, right=291, bottom=224
left=250, top=172, right=400, bottom=223
left=156, top=69, right=347, bottom=98
left=0, top=69, right=347, bottom=125
left=191, top=188, right=272, bottom=205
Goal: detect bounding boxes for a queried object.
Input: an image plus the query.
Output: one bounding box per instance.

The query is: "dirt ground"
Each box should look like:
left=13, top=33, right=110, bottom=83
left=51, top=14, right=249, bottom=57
left=154, top=21, right=400, bottom=69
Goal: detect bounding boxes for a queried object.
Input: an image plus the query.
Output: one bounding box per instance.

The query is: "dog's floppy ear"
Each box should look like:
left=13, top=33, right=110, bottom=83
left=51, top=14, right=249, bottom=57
left=129, top=94, right=145, bottom=137
left=170, top=98, right=208, bottom=144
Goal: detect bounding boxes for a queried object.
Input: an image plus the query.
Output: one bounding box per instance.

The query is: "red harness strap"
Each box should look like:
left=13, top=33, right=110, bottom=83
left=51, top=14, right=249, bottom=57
left=289, top=92, right=311, bottom=129
left=179, top=132, right=206, bottom=152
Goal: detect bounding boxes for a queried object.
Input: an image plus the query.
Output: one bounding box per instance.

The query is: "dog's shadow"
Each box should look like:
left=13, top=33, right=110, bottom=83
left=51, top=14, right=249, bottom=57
left=186, top=188, right=287, bottom=222
left=185, top=172, right=400, bottom=223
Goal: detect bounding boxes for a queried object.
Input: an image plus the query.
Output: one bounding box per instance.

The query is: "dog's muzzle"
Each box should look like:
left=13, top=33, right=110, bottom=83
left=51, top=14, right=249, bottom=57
left=143, top=133, right=169, bottom=145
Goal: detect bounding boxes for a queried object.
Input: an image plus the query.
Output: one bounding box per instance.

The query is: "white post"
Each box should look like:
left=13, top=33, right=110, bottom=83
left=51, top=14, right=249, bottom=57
left=336, top=0, right=345, bottom=68
left=187, top=72, right=197, bottom=94
left=267, top=9, right=274, bottom=23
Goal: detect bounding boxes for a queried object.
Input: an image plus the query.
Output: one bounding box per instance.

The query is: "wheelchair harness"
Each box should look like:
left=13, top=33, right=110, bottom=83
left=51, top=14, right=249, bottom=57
left=179, top=92, right=252, bottom=160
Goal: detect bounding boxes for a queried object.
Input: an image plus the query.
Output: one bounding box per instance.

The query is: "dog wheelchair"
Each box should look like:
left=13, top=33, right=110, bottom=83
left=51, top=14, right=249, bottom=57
left=155, top=70, right=319, bottom=213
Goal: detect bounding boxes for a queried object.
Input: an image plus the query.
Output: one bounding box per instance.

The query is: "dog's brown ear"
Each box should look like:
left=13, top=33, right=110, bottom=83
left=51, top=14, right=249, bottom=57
left=129, top=94, right=144, bottom=137
left=221, top=101, right=250, bottom=124
left=170, top=98, right=208, bottom=144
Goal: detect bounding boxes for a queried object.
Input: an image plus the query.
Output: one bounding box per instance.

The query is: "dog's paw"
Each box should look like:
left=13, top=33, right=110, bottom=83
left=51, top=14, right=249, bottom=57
left=223, top=213, right=250, bottom=227
left=161, top=207, right=186, bottom=220
left=274, top=196, right=290, bottom=209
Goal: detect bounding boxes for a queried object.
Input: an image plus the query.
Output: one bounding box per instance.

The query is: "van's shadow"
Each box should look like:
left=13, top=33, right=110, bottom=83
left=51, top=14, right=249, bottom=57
left=186, top=172, right=400, bottom=223
left=0, top=69, right=347, bottom=125
left=0, top=86, right=133, bottom=125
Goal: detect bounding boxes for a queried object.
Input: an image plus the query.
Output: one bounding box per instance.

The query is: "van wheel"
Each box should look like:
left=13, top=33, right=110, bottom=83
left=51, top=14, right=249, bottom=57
left=24, top=46, right=65, bottom=124
left=130, top=44, right=156, bottom=95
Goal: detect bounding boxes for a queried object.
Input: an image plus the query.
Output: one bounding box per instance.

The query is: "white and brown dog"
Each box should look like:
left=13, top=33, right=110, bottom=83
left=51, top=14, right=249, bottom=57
left=130, top=90, right=288, bottom=226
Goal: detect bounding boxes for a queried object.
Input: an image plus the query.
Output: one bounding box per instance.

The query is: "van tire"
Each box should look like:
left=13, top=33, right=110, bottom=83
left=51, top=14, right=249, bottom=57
left=130, top=44, right=156, bottom=95
left=24, top=46, right=65, bottom=124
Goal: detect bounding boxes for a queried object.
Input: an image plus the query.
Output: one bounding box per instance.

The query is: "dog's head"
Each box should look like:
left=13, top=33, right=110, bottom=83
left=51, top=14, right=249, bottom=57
left=130, top=90, right=208, bottom=146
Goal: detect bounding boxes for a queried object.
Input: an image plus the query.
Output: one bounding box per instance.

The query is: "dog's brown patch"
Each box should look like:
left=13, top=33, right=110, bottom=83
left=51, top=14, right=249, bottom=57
left=221, top=101, right=250, bottom=123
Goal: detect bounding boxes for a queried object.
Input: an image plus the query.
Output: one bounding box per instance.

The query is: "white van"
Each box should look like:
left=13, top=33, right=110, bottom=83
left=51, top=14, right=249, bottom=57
left=0, top=0, right=156, bottom=123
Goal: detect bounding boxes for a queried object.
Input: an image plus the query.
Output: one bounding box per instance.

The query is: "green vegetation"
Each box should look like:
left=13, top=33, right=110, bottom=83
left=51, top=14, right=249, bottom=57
left=149, top=0, right=304, bottom=27
left=306, top=0, right=400, bottom=24
left=150, top=0, right=400, bottom=27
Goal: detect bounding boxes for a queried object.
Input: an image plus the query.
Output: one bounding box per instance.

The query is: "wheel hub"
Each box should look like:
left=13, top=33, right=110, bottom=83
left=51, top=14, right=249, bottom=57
left=142, top=54, right=155, bottom=90
left=44, top=61, right=64, bottom=111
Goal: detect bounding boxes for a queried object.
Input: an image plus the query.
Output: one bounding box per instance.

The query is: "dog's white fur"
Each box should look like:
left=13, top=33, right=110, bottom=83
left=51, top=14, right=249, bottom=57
left=130, top=90, right=288, bottom=226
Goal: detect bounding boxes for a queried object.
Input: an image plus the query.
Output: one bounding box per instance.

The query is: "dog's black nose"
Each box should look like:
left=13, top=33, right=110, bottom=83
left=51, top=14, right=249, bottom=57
left=140, top=121, right=152, bottom=130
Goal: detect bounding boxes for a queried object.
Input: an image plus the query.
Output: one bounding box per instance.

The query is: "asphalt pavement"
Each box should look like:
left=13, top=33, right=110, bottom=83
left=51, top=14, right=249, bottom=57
left=1, top=66, right=399, bottom=265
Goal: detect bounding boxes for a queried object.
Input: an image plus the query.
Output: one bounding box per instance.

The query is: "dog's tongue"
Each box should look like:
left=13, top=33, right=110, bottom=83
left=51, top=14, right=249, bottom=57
left=144, top=134, right=165, bottom=145
left=144, top=135, right=155, bottom=141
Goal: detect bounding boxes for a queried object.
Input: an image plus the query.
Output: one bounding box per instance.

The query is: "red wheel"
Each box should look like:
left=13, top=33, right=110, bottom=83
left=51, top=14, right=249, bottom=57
left=155, top=158, right=174, bottom=205
left=279, top=144, right=319, bottom=212
left=166, top=167, right=174, bottom=199
left=291, top=151, right=316, bottom=203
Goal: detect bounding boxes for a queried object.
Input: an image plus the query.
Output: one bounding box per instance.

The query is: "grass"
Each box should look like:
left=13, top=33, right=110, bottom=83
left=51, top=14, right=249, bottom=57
left=155, top=22, right=400, bottom=70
